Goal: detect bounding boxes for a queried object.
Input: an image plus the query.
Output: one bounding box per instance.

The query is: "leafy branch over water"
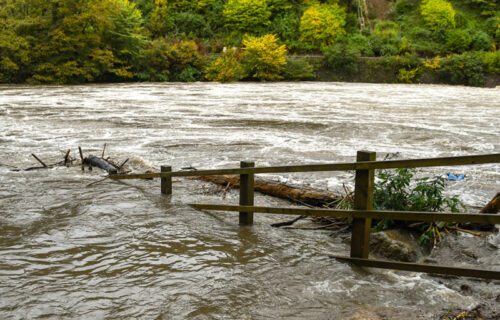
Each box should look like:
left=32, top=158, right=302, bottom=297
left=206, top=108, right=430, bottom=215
left=373, top=166, right=464, bottom=246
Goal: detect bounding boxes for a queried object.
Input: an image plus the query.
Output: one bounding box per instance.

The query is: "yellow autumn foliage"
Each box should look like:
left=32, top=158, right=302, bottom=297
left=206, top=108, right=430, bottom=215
left=423, top=56, right=442, bottom=70
left=299, top=4, right=346, bottom=49
left=241, top=34, right=287, bottom=81
left=420, top=0, right=456, bottom=31
left=205, top=49, right=245, bottom=82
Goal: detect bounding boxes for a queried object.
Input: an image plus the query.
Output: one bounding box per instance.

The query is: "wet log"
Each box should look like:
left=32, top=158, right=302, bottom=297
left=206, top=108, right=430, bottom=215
left=479, top=192, right=500, bottom=214
left=195, top=175, right=341, bottom=207
left=84, top=155, right=123, bottom=174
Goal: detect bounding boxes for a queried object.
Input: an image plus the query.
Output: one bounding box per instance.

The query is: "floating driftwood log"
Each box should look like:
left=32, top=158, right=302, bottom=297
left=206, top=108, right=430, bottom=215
left=11, top=144, right=128, bottom=175
left=195, top=175, right=342, bottom=207
left=80, top=145, right=128, bottom=175
left=195, top=174, right=348, bottom=230
left=84, top=155, right=123, bottom=174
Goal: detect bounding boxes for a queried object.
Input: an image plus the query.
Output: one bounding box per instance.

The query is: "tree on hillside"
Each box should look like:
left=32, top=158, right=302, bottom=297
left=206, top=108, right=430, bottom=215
left=0, top=1, right=30, bottom=82
left=223, top=0, right=271, bottom=33
left=137, top=38, right=205, bottom=82
left=162, top=0, right=216, bottom=12
left=464, top=0, right=497, bottom=17
left=0, top=0, right=146, bottom=83
left=420, top=0, right=456, bottom=31
left=299, top=4, right=346, bottom=49
left=150, top=0, right=170, bottom=37
left=130, top=0, right=156, bottom=21
left=241, top=34, right=287, bottom=80
left=103, top=0, right=147, bottom=77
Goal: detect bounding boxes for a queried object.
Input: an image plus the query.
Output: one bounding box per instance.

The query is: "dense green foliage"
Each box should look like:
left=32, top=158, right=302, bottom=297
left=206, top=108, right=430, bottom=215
left=373, top=167, right=463, bottom=245
left=205, top=48, right=245, bottom=82
left=437, top=52, right=484, bottom=86
left=1, top=0, right=146, bottom=83
left=137, top=38, right=205, bottom=81
left=1, top=0, right=498, bottom=85
left=223, top=0, right=271, bottom=33
left=283, top=57, right=315, bottom=80
left=374, top=168, right=462, bottom=214
left=322, top=41, right=361, bottom=75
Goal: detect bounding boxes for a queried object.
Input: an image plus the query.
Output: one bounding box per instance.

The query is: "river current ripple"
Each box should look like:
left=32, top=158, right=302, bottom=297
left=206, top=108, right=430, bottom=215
left=0, top=82, right=499, bottom=319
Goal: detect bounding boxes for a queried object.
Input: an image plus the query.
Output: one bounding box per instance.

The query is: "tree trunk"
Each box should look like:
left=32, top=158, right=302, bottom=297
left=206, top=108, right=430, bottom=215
left=195, top=175, right=341, bottom=207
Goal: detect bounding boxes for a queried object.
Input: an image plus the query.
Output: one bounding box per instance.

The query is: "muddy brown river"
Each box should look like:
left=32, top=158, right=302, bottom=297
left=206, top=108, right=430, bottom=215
left=0, top=82, right=499, bottom=319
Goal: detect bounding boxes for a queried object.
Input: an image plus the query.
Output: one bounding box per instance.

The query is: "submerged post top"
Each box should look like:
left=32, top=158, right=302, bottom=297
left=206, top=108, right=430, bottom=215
left=357, top=150, right=376, bottom=155
left=240, top=161, right=255, bottom=167
left=357, top=150, right=376, bottom=158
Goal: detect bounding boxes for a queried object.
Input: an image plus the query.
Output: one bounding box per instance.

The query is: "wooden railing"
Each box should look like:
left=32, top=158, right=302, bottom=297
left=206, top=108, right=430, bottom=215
left=111, top=152, right=500, bottom=280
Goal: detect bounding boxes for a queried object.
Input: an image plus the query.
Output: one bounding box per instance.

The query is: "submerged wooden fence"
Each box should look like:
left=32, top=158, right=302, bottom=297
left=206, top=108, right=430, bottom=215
left=111, top=152, right=500, bottom=280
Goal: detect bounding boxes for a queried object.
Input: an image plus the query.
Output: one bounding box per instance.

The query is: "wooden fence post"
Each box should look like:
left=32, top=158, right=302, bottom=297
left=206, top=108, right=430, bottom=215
left=161, top=165, right=172, bottom=195
left=350, top=151, right=376, bottom=258
left=239, top=161, right=254, bottom=225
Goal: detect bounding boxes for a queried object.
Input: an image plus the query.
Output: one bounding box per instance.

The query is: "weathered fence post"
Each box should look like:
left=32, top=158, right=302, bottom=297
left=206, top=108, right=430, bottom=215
left=161, top=166, right=172, bottom=195
left=350, top=151, right=376, bottom=258
left=239, top=161, right=255, bottom=225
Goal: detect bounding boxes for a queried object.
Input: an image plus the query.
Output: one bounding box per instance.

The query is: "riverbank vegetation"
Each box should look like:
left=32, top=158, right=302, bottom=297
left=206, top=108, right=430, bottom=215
left=372, top=166, right=464, bottom=246
left=0, top=0, right=498, bottom=86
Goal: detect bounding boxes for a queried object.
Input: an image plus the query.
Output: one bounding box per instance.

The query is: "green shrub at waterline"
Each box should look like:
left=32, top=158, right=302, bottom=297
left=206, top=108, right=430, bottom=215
left=437, top=52, right=484, bottom=86
left=137, top=38, right=205, bottom=82
left=322, top=43, right=361, bottom=75
left=283, top=57, right=315, bottom=80
left=479, top=51, right=500, bottom=74
left=204, top=49, right=245, bottom=82
left=373, top=167, right=464, bottom=246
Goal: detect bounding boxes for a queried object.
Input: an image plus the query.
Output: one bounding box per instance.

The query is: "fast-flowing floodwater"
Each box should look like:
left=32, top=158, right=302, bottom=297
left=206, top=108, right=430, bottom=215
left=0, top=82, right=499, bottom=319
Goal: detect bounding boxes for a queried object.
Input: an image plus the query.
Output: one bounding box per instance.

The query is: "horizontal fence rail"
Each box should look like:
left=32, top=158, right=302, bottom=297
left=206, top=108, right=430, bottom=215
left=329, top=256, right=500, bottom=280
left=188, top=204, right=500, bottom=224
left=109, top=151, right=500, bottom=280
left=110, top=153, right=500, bottom=180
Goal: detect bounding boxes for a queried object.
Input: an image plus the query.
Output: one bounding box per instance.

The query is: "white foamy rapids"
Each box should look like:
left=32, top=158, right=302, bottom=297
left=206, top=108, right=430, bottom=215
left=7, top=82, right=497, bottom=203
left=0, top=82, right=499, bottom=319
